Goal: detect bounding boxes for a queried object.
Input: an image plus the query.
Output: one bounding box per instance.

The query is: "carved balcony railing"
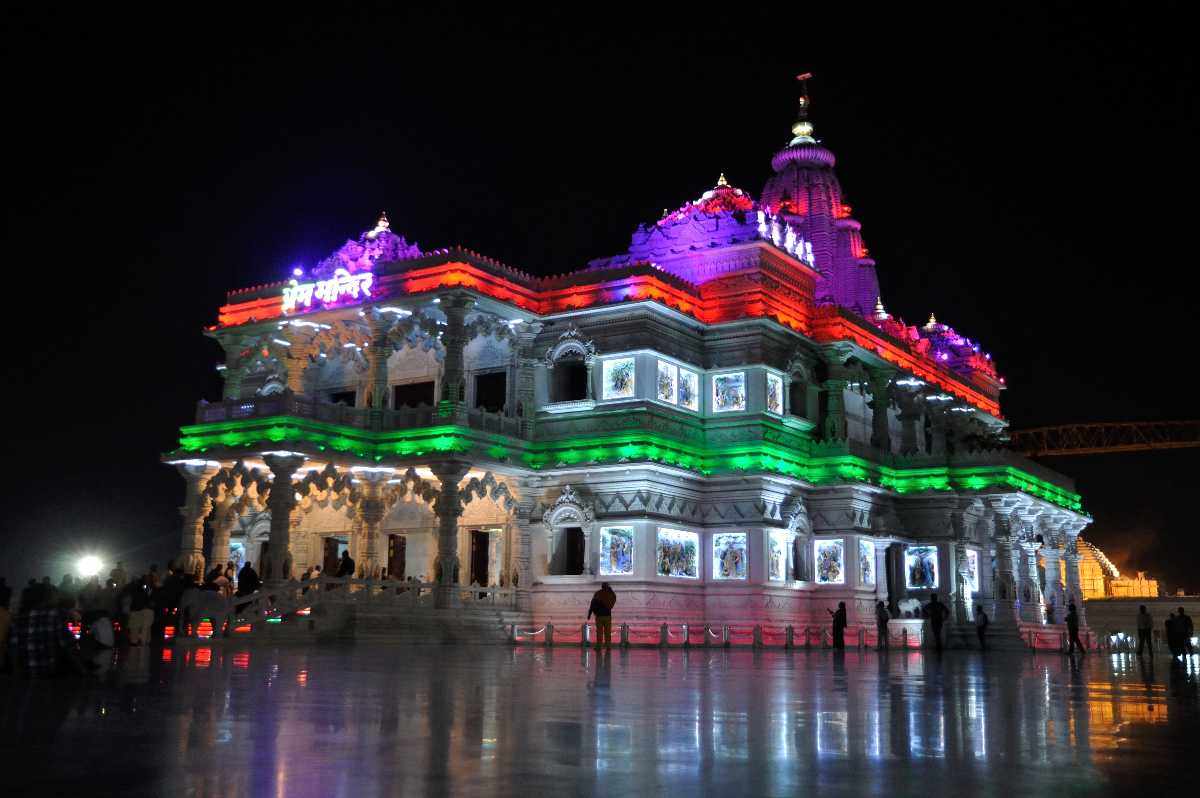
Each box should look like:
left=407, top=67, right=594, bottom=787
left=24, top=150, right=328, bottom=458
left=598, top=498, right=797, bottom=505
left=195, top=391, right=525, bottom=438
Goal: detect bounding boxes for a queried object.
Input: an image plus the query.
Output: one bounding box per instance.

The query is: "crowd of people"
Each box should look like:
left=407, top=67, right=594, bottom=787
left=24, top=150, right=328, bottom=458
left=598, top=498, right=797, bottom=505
left=0, top=559, right=265, bottom=677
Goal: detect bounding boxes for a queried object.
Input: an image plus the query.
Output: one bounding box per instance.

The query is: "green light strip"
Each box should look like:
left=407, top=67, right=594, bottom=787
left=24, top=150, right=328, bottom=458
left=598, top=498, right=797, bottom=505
left=173, top=415, right=1083, bottom=511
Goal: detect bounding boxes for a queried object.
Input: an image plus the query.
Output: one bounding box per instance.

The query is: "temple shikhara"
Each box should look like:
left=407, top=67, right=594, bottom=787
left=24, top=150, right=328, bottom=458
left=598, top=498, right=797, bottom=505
left=166, top=83, right=1095, bottom=647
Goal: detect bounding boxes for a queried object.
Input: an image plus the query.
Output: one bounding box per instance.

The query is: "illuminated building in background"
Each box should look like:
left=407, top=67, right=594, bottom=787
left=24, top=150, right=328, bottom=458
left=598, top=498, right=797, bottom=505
left=1077, top=538, right=1160, bottom=599
left=165, top=83, right=1092, bottom=643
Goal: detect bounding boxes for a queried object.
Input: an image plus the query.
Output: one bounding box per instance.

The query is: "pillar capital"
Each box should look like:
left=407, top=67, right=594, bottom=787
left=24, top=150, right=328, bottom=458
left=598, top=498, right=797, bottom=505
left=261, top=452, right=307, bottom=582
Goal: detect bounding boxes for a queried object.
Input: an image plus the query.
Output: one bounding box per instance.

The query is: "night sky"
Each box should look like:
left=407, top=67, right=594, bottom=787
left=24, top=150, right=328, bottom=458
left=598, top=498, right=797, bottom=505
left=6, top=5, right=1196, bottom=591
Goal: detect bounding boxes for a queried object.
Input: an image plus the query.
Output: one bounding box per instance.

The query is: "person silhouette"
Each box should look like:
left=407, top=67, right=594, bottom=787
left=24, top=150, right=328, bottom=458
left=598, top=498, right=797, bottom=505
left=827, top=602, right=847, bottom=649
left=1065, top=602, right=1085, bottom=655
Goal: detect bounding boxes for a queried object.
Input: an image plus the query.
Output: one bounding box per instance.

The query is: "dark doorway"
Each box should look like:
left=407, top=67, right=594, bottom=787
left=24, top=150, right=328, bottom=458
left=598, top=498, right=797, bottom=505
left=394, top=381, right=435, bottom=408
left=552, top=527, right=585, bottom=575
left=551, top=359, right=588, bottom=402
left=329, top=389, right=356, bottom=406
left=475, top=371, right=507, bottom=412
left=789, top=381, right=808, bottom=418
left=793, top=536, right=807, bottom=581
left=388, top=534, right=407, bottom=581
left=470, top=531, right=490, bottom=587
left=323, top=537, right=348, bottom=575
left=258, top=541, right=269, bottom=571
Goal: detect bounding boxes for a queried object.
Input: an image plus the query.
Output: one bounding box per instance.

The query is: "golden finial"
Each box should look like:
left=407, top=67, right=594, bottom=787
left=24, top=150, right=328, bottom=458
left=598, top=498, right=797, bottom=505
left=874, top=297, right=888, bottom=320
left=716, top=173, right=729, bottom=188
left=367, top=211, right=390, bottom=238
left=925, top=312, right=938, bottom=329
left=791, top=72, right=816, bottom=143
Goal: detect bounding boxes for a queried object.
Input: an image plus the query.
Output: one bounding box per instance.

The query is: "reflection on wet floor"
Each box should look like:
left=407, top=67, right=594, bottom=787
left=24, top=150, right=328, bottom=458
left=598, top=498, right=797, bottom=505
left=2, top=645, right=1198, bottom=797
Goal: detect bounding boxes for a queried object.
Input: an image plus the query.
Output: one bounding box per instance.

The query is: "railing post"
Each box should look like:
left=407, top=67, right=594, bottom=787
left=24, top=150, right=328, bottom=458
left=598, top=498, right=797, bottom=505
left=620, top=622, right=630, bottom=647
left=753, top=625, right=763, bottom=648
left=581, top=623, right=590, bottom=647
left=682, top=623, right=691, bottom=647
left=659, top=623, right=669, bottom=648
left=510, top=623, right=518, bottom=644
left=858, top=627, right=866, bottom=649
left=544, top=623, right=554, bottom=647
left=723, top=625, right=731, bottom=648
left=785, top=625, right=794, bottom=649
left=902, top=628, right=908, bottom=649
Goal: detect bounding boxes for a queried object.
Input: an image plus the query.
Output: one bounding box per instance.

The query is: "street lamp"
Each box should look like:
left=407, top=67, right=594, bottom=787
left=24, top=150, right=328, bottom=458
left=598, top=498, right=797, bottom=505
left=77, top=555, right=103, bottom=578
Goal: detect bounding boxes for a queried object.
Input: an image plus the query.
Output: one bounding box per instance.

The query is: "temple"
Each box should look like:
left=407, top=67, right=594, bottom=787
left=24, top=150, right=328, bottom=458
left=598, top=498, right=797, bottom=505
left=166, top=82, right=1094, bottom=647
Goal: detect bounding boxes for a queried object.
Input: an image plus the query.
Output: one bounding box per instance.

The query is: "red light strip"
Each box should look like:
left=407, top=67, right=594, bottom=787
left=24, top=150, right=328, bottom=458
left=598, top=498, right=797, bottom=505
left=216, top=259, right=996, bottom=413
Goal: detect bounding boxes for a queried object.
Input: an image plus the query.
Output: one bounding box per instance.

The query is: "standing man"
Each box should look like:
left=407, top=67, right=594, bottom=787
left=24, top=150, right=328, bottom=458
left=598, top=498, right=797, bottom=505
left=587, top=582, right=616, bottom=649
left=337, top=550, right=356, bottom=580
left=924, top=594, right=948, bottom=653
left=1179, top=607, right=1195, bottom=656
left=874, top=601, right=890, bottom=650
left=827, top=602, right=847, bottom=650
left=1136, top=605, right=1154, bottom=657
left=975, top=605, right=989, bottom=651
left=1065, top=602, right=1086, bottom=655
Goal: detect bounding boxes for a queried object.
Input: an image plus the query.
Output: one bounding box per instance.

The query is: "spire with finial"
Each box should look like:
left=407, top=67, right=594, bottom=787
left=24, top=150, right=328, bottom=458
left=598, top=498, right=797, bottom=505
left=716, top=172, right=729, bottom=188
left=790, top=72, right=816, bottom=145
left=874, top=296, right=889, bottom=322
left=925, top=312, right=939, bottom=330
left=367, top=211, right=390, bottom=239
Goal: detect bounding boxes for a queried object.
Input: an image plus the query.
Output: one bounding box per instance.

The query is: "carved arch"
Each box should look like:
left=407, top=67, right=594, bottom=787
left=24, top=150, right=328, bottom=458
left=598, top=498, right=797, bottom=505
left=544, top=325, right=597, bottom=369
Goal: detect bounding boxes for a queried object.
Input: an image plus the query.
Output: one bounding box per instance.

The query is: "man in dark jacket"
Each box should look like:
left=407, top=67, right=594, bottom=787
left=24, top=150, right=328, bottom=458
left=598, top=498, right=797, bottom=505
left=587, top=583, right=616, bottom=649
left=924, top=594, right=949, bottom=652
left=236, top=561, right=261, bottom=597
left=337, top=551, right=356, bottom=579
left=828, top=602, right=847, bottom=649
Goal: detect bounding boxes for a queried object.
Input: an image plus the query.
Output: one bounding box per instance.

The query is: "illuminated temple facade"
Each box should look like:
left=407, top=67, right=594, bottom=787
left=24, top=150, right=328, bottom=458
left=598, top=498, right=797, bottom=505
left=167, top=89, right=1094, bottom=642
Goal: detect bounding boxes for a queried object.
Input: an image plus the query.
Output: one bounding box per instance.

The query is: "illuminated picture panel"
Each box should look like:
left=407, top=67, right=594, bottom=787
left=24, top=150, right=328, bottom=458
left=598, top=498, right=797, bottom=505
left=657, top=528, right=699, bottom=579
left=602, top=357, right=636, bottom=400
left=712, top=532, right=748, bottom=580
left=905, top=546, right=939, bottom=590
left=768, top=531, right=791, bottom=582
left=712, top=372, right=746, bottom=412
left=814, top=539, right=845, bottom=585
left=965, top=549, right=980, bottom=593
left=656, top=360, right=678, bottom=405
left=766, top=373, right=784, bottom=415
left=859, top=540, right=875, bottom=586
left=599, top=526, right=634, bottom=575
left=679, top=369, right=700, bottom=411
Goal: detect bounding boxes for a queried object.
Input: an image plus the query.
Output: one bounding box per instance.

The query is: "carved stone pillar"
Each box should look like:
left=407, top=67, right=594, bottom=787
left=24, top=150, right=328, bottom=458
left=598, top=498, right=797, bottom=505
left=989, top=511, right=1019, bottom=627
left=209, top=500, right=240, bottom=571
left=867, top=367, right=896, bottom=453
left=1041, top=537, right=1065, bottom=624
left=874, top=541, right=890, bottom=607
left=368, top=313, right=392, bottom=411
left=1063, top=533, right=1088, bottom=626
left=821, top=377, right=848, bottom=441
left=951, top=511, right=973, bottom=624
left=895, top=390, right=922, bottom=456
left=584, top=354, right=596, bottom=401
left=431, top=461, right=470, bottom=608
left=1017, top=535, right=1045, bottom=624
left=175, top=461, right=220, bottom=580
left=356, top=468, right=391, bottom=579
left=438, top=292, right=473, bottom=413
left=515, top=477, right=537, bottom=611
left=928, top=406, right=949, bottom=457
left=281, top=329, right=316, bottom=396
left=513, top=322, right=543, bottom=438
left=263, top=452, right=306, bottom=582
left=219, top=341, right=244, bottom=401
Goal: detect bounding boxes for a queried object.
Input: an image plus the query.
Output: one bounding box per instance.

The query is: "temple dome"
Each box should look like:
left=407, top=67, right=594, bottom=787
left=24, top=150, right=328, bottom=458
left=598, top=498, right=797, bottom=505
left=758, top=79, right=879, bottom=315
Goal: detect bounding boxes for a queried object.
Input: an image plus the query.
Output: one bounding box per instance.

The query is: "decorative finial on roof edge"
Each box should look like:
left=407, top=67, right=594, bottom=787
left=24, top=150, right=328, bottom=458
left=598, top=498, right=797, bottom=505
left=790, top=72, right=816, bottom=145
left=367, top=211, right=390, bottom=239
left=716, top=172, right=729, bottom=188
left=874, top=296, right=889, bottom=321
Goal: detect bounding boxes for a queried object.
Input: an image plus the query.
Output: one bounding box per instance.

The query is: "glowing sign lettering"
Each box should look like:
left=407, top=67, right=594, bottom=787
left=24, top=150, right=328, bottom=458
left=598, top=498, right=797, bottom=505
left=282, top=268, right=374, bottom=314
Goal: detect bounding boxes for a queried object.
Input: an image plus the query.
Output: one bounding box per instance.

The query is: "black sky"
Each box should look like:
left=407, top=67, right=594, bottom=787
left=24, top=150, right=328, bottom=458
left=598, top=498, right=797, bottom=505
left=5, top=4, right=1197, bottom=590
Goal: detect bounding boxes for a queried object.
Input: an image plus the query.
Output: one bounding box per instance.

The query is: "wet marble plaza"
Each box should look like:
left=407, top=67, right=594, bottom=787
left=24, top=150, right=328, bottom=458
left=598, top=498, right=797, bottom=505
left=2, top=643, right=1198, bottom=797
